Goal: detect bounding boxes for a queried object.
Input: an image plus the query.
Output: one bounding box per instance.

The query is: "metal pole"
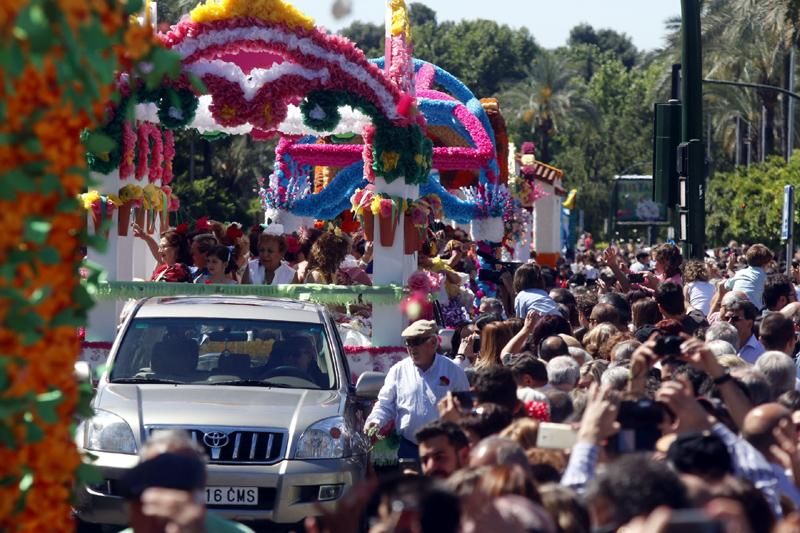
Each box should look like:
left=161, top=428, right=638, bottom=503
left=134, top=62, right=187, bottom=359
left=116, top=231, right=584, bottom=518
left=747, top=121, right=752, bottom=167
left=735, top=116, right=741, bottom=165
left=681, top=0, right=705, bottom=259
left=789, top=48, right=795, bottom=161
left=762, top=105, right=767, bottom=162
left=783, top=185, right=795, bottom=274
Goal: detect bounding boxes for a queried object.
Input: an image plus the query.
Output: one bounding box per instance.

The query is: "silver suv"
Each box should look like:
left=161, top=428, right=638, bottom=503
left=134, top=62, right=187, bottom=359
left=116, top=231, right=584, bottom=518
left=74, top=296, right=376, bottom=527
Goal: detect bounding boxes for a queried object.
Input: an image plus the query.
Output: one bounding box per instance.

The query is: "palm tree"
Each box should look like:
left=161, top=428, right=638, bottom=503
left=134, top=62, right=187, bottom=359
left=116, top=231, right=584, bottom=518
left=661, top=0, right=800, bottom=159
left=500, top=51, right=596, bottom=163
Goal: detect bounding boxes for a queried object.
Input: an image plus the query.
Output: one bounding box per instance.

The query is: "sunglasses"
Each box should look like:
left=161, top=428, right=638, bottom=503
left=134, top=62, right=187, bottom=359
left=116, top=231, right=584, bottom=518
left=404, top=336, right=431, bottom=348
left=725, top=316, right=743, bottom=324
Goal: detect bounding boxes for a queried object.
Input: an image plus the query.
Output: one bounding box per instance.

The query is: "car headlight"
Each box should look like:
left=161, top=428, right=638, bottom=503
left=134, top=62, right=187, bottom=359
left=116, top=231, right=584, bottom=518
left=84, top=409, right=137, bottom=454
left=295, top=416, right=354, bottom=459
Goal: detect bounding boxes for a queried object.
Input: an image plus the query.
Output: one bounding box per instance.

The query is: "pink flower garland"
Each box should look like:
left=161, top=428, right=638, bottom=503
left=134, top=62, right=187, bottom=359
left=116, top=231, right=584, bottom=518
left=162, top=129, right=175, bottom=184
left=120, top=122, right=137, bottom=180
left=135, top=123, right=164, bottom=182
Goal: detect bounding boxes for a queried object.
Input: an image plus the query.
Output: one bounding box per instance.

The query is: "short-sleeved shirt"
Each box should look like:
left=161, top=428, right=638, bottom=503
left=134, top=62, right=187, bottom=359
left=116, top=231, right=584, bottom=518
left=515, top=289, right=561, bottom=318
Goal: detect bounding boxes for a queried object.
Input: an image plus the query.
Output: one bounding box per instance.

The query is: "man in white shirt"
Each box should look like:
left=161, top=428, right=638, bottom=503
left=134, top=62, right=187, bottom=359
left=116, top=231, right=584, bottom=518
left=364, top=320, right=470, bottom=460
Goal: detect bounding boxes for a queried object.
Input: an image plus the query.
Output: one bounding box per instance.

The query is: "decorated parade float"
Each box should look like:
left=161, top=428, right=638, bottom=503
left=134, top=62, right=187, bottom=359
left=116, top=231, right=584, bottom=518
left=79, top=0, right=569, bottom=377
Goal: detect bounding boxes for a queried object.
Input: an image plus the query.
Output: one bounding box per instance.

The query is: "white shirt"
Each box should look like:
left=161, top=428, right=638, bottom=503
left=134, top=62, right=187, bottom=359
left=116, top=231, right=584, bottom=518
left=686, top=280, right=715, bottom=317
left=365, top=353, right=469, bottom=443
left=629, top=261, right=649, bottom=273
left=739, top=334, right=765, bottom=364
left=247, top=259, right=295, bottom=285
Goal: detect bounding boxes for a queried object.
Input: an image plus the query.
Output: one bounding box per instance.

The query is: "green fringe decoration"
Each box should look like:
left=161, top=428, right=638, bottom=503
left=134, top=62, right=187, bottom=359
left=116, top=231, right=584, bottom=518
left=92, top=281, right=407, bottom=305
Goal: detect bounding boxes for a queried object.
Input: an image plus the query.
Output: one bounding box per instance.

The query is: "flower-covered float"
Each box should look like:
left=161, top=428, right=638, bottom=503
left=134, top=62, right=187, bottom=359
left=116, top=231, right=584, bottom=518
left=82, top=0, right=531, bottom=378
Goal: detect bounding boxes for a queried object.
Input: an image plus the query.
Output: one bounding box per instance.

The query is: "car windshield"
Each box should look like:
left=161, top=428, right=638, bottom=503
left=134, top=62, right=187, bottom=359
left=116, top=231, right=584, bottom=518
left=109, top=317, right=337, bottom=390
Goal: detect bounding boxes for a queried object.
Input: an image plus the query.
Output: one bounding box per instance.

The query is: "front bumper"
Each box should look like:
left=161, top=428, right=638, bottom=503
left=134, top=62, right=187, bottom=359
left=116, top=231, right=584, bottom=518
left=74, top=450, right=369, bottom=525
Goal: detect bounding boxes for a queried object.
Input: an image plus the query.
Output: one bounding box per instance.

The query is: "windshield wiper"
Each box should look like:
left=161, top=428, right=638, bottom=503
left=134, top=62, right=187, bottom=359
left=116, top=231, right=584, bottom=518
left=110, top=377, right=183, bottom=385
left=208, top=379, right=293, bottom=388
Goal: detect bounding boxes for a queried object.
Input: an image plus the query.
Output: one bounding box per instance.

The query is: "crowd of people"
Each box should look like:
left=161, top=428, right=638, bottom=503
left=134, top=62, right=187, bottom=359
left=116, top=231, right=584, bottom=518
left=343, top=239, right=800, bottom=532
left=125, top=215, right=800, bottom=531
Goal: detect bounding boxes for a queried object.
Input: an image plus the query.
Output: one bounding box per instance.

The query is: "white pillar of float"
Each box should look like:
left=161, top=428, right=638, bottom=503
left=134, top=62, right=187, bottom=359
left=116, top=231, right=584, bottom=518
left=532, top=182, right=561, bottom=267
left=85, top=169, right=161, bottom=342
left=371, top=177, right=418, bottom=347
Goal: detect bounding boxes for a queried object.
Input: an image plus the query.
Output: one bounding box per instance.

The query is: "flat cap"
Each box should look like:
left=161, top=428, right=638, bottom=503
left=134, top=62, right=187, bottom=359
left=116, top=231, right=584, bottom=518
left=401, top=319, right=438, bottom=339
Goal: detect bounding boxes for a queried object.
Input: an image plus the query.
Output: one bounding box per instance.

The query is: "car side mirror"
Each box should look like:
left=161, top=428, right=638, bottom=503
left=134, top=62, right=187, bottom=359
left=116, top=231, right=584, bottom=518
left=74, top=361, right=92, bottom=384
left=355, top=371, right=385, bottom=400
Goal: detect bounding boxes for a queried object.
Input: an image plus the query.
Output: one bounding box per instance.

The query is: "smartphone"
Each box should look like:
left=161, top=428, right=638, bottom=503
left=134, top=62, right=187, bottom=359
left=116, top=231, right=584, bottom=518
left=472, top=335, right=481, bottom=353
left=663, top=509, right=723, bottom=533
left=452, top=390, right=474, bottom=411
left=535, top=422, right=578, bottom=449
left=627, top=272, right=645, bottom=284
left=397, top=458, right=420, bottom=474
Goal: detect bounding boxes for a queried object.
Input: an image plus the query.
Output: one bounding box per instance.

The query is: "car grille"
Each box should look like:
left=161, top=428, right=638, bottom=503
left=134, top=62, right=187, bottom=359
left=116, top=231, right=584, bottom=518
left=146, top=426, right=286, bottom=464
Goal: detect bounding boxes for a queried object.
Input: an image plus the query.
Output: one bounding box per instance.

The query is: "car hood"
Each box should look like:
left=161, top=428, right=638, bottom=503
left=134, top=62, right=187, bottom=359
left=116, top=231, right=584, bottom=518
left=95, top=384, right=344, bottom=441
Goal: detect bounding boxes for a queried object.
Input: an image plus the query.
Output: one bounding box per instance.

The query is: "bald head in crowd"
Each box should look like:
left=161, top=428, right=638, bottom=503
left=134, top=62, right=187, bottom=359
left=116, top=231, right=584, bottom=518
left=539, top=335, right=569, bottom=362
left=742, top=403, right=793, bottom=461
left=469, top=436, right=531, bottom=474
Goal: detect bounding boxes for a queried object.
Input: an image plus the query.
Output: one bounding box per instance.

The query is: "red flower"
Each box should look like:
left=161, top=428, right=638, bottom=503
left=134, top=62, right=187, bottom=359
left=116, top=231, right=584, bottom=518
left=195, top=216, right=211, bottom=232
left=225, top=223, right=244, bottom=242
left=175, top=223, right=189, bottom=235
left=285, top=235, right=301, bottom=255
left=439, top=376, right=450, bottom=386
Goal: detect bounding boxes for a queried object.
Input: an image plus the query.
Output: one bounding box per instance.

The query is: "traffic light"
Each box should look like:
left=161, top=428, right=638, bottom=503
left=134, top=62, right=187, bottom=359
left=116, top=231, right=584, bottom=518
left=676, top=139, right=704, bottom=244
left=652, top=100, right=682, bottom=207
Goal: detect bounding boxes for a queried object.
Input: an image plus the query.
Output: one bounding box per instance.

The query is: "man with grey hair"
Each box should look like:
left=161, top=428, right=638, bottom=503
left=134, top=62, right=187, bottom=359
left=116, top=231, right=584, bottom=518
left=568, top=346, right=593, bottom=366
left=754, top=351, right=798, bottom=400
left=479, top=297, right=505, bottom=318
left=611, top=340, right=641, bottom=365
left=706, top=339, right=737, bottom=357
left=705, top=321, right=740, bottom=351
left=546, top=355, right=581, bottom=392
left=600, top=366, right=629, bottom=391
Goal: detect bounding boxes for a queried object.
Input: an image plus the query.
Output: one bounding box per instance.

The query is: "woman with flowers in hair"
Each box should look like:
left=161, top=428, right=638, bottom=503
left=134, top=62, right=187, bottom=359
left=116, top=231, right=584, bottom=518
left=133, top=224, right=192, bottom=283
left=241, top=229, right=298, bottom=285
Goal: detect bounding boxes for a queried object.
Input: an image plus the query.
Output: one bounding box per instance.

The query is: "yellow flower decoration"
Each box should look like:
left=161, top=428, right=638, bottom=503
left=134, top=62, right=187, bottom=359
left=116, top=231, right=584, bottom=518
left=381, top=151, right=400, bottom=172
left=389, top=0, right=411, bottom=39
left=79, top=190, right=100, bottom=210
left=142, top=184, right=162, bottom=210
left=118, top=184, right=144, bottom=203
left=370, top=195, right=382, bottom=216
left=191, top=0, right=314, bottom=30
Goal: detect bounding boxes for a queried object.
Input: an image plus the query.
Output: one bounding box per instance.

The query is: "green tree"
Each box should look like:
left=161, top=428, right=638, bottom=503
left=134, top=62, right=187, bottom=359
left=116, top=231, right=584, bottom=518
left=567, top=23, right=640, bottom=71
left=501, top=50, right=596, bottom=163
left=551, top=57, right=660, bottom=237
left=339, top=20, right=385, bottom=59
left=706, top=155, right=799, bottom=248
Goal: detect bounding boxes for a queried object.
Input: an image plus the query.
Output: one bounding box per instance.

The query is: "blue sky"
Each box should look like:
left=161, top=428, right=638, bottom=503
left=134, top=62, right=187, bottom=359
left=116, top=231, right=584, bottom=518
left=291, top=0, right=680, bottom=51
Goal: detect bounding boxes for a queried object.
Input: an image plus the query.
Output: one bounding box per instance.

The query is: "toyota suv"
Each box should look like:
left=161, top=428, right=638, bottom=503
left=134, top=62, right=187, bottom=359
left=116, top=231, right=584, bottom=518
left=74, top=296, right=379, bottom=528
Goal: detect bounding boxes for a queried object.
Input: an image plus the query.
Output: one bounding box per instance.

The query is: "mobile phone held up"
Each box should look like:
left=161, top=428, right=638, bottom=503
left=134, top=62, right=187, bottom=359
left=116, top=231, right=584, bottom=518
left=535, top=422, right=578, bottom=449
left=627, top=272, right=645, bottom=284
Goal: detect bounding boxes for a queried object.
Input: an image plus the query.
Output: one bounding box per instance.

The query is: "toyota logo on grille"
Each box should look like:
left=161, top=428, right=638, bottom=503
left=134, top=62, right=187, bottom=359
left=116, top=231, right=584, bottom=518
left=202, top=431, right=229, bottom=448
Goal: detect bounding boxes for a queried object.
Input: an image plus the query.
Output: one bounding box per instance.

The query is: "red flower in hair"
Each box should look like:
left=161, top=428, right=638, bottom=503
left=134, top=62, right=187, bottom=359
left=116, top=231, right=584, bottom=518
left=195, top=216, right=211, bottom=232
left=226, top=224, right=244, bottom=241
left=525, top=400, right=550, bottom=422
left=285, top=235, right=301, bottom=255
left=314, top=220, right=325, bottom=230
left=175, top=223, right=189, bottom=235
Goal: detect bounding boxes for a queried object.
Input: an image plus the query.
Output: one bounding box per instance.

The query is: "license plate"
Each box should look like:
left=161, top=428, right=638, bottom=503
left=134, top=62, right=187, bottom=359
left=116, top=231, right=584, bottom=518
left=205, top=486, right=258, bottom=506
